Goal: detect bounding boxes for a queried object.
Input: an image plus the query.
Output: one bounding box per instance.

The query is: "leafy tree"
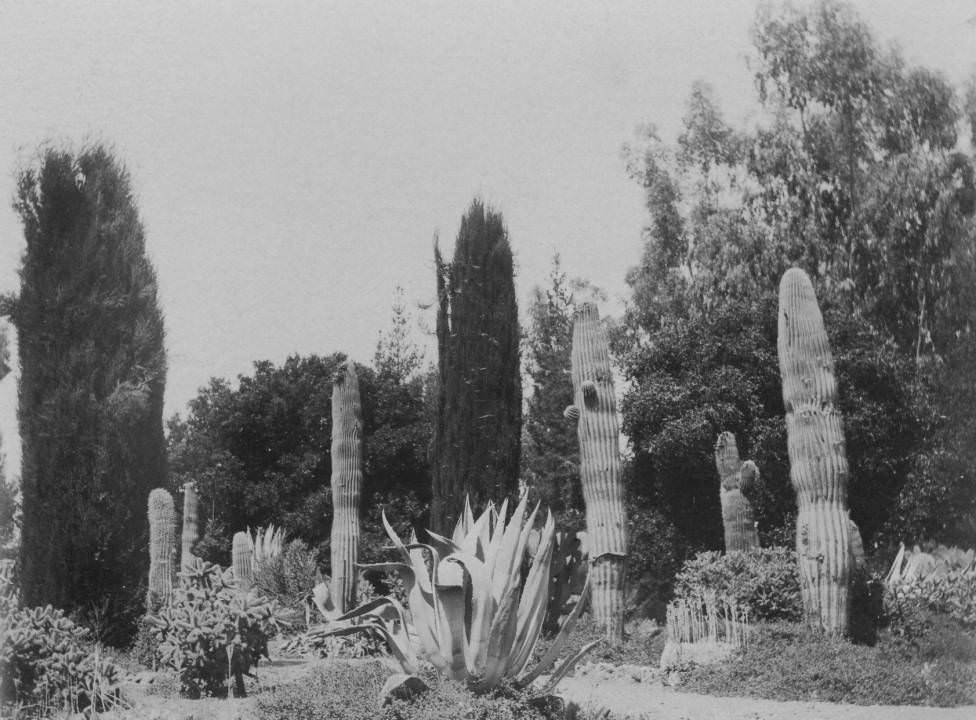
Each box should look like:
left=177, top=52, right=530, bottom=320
left=0, top=323, right=14, bottom=558
left=6, top=145, right=166, bottom=642
left=430, top=200, right=521, bottom=532
left=374, top=284, right=425, bottom=383
left=618, top=1, right=975, bottom=553
left=521, top=255, right=579, bottom=518
left=167, top=352, right=431, bottom=565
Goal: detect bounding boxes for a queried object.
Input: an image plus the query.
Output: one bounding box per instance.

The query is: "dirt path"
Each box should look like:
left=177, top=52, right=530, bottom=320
left=555, top=671, right=976, bottom=720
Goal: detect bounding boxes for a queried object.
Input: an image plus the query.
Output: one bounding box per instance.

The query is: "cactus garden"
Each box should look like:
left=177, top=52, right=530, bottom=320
left=2, top=1, right=976, bottom=719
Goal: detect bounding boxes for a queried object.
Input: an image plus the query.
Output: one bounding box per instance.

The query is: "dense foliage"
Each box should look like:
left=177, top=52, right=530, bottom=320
left=0, top=603, right=124, bottom=716
left=680, top=621, right=976, bottom=707
left=673, top=548, right=803, bottom=623
left=431, top=200, right=521, bottom=532
left=521, top=255, right=581, bottom=518
left=257, top=661, right=559, bottom=720
left=616, top=0, right=976, bottom=554
left=5, top=144, right=167, bottom=644
left=145, top=561, right=279, bottom=698
left=167, top=351, right=430, bottom=566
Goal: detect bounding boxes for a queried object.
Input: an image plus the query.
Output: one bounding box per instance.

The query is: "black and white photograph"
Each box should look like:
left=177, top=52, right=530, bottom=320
left=1, top=1, right=975, bottom=718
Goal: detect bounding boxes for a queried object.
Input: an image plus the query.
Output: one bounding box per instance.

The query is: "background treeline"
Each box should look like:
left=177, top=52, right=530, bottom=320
left=2, top=0, right=975, bottom=641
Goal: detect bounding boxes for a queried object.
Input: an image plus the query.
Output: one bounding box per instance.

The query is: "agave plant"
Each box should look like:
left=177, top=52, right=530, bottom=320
left=314, top=493, right=598, bottom=692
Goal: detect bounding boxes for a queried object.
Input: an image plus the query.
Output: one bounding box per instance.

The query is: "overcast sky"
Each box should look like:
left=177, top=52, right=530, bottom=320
left=1, top=0, right=974, bottom=477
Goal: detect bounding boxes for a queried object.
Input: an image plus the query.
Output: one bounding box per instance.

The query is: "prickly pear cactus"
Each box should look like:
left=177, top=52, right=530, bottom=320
left=330, top=359, right=363, bottom=613
left=180, top=483, right=199, bottom=573
left=714, top=432, right=760, bottom=553
left=777, top=267, right=852, bottom=634
left=565, top=302, right=627, bottom=644
left=232, top=531, right=254, bottom=592
left=147, top=488, right=176, bottom=612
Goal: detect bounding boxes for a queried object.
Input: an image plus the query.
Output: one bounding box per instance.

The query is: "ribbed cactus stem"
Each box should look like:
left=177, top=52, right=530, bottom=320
left=330, top=359, right=363, bottom=614
left=777, top=267, right=852, bottom=635
left=147, top=488, right=176, bottom=612
left=232, top=531, right=254, bottom=591
left=180, top=483, right=199, bottom=573
left=567, top=302, right=627, bottom=644
left=714, top=432, right=760, bottom=553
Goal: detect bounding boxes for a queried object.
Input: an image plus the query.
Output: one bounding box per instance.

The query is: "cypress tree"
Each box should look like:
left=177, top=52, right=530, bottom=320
left=431, top=200, right=521, bottom=532
left=8, top=144, right=166, bottom=643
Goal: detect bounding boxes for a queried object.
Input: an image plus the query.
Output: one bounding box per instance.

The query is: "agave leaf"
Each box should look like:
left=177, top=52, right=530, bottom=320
left=435, top=583, right=468, bottom=680
left=444, top=552, right=493, bottom=676
left=459, top=506, right=492, bottom=558
left=489, top=494, right=531, bottom=602
left=311, top=582, right=339, bottom=621
left=535, top=639, right=601, bottom=695
left=382, top=510, right=410, bottom=562
left=517, top=574, right=591, bottom=686
left=426, top=530, right=463, bottom=566
left=508, top=511, right=557, bottom=675
left=477, top=576, right=521, bottom=690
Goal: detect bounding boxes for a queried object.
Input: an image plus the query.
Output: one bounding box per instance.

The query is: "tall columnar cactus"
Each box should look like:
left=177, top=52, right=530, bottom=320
left=147, top=488, right=176, bottom=612
left=564, top=302, right=627, bottom=643
left=777, top=267, right=852, bottom=634
left=330, top=359, right=363, bottom=613
left=180, top=483, right=199, bottom=573
left=232, top=531, right=254, bottom=591
left=714, top=432, right=760, bottom=553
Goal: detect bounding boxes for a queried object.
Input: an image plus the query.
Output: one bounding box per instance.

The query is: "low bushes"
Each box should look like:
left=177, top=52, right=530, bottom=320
left=673, top=548, right=802, bottom=623
left=256, top=661, right=559, bottom=720
left=0, top=604, right=124, bottom=716
left=679, top=622, right=976, bottom=707
left=145, top=560, right=280, bottom=698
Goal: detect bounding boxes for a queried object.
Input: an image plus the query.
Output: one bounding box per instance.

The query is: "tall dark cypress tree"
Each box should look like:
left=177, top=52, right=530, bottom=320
left=431, top=200, right=521, bottom=533
left=8, top=145, right=166, bottom=643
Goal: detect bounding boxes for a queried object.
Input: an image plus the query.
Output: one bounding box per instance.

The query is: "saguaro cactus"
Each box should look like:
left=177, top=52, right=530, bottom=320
left=232, top=531, right=254, bottom=591
left=777, top=267, right=852, bottom=634
left=714, top=432, right=760, bottom=553
left=330, top=359, right=363, bottom=613
left=180, top=482, right=199, bottom=573
left=147, top=488, right=176, bottom=612
left=565, top=302, right=627, bottom=643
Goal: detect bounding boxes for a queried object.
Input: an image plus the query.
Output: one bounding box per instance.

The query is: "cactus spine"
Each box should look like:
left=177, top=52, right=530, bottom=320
left=232, top=531, right=254, bottom=591
left=180, top=483, right=199, bottom=573
left=147, top=488, right=176, bottom=612
left=330, top=359, right=363, bottom=613
left=777, top=267, right=852, bottom=634
left=565, top=302, right=627, bottom=643
left=714, top=432, right=760, bottom=553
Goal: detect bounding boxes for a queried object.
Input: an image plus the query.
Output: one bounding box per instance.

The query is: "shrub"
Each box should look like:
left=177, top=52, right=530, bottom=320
left=145, top=560, right=279, bottom=698
left=673, top=548, right=802, bottom=622
left=680, top=622, right=976, bottom=707
left=0, top=604, right=124, bottom=716
left=256, top=661, right=557, bottom=720
left=885, top=570, right=976, bottom=635
left=253, top=538, right=320, bottom=626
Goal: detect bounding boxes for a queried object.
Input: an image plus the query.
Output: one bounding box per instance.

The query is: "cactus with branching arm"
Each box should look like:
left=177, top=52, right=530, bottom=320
left=714, top=432, right=760, bottom=553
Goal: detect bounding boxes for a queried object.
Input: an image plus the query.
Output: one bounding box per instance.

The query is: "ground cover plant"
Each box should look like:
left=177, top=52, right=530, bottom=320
left=678, top=621, right=976, bottom=707
left=257, top=660, right=562, bottom=720
left=0, top=604, right=126, bottom=717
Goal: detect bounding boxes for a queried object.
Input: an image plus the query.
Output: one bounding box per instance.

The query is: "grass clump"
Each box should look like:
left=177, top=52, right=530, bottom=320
left=256, top=660, right=558, bottom=720
left=679, top=621, right=976, bottom=707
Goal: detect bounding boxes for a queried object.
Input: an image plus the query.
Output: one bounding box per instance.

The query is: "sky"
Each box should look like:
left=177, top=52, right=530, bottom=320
left=0, top=0, right=974, bottom=479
